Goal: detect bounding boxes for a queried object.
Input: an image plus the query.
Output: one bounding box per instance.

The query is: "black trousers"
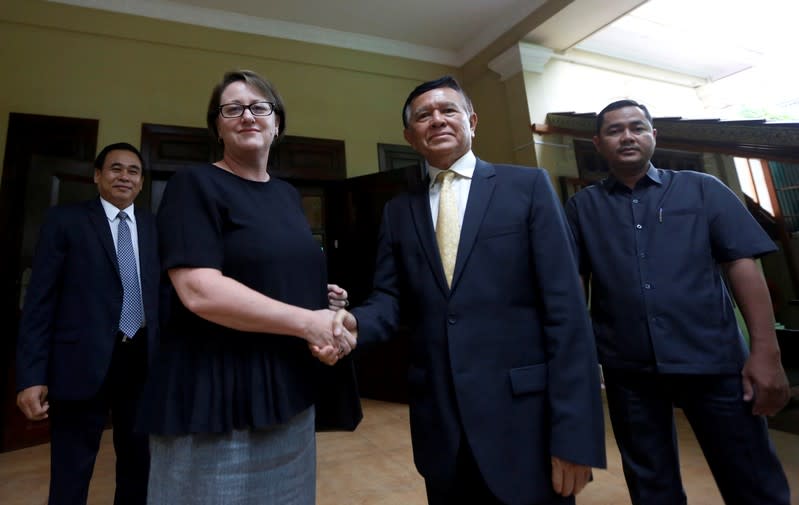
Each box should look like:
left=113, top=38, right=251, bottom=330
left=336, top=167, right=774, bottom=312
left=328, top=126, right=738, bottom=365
left=424, top=434, right=505, bottom=505
left=604, top=369, right=790, bottom=505
left=48, top=329, right=149, bottom=505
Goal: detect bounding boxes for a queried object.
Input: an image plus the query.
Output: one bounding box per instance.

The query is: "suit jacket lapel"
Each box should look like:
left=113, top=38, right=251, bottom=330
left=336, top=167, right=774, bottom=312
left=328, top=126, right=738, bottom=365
left=408, top=179, right=450, bottom=294
left=451, top=159, right=495, bottom=290
left=133, top=207, right=150, bottom=262
left=88, top=197, right=119, bottom=272
left=134, top=207, right=153, bottom=299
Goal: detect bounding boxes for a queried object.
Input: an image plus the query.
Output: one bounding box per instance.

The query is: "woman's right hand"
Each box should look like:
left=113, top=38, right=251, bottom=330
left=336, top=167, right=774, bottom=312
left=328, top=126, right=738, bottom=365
left=303, top=309, right=338, bottom=349
left=308, top=309, right=358, bottom=366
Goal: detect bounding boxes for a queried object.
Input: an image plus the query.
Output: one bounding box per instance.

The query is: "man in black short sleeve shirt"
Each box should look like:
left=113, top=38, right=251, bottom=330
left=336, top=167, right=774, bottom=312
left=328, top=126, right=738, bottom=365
left=565, top=99, right=790, bottom=505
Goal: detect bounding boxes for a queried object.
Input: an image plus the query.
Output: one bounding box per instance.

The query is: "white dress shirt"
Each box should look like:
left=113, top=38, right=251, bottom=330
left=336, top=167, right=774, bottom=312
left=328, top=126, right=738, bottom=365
left=99, top=197, right=143, bottom=289
left=427, top=150, right=476, bottom=230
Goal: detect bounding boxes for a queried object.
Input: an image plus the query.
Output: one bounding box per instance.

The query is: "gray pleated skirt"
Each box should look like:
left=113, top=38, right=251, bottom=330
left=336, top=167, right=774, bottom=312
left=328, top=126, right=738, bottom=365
left=147, top=406, right=316, bottom=505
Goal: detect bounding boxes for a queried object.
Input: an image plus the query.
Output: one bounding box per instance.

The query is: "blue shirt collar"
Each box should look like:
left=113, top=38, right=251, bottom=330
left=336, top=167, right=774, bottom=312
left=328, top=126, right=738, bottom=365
left=602, top=163, right=661, bottom=192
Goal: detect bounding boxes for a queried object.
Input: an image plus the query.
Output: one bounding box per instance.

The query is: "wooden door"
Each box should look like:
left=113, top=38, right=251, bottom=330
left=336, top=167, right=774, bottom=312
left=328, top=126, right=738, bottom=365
left=140, top=123, right=220, bottom=213
left=0, top=114, right=98, bottom=451
left=341, top=165, right=423, bottom=403
left=8, top=157, right=96, bottom=449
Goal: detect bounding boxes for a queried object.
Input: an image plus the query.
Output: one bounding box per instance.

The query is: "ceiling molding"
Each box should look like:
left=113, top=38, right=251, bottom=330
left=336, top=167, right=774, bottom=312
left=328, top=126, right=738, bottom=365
left=455, top=0, right=548, bottom=65
left=488, top=42, right=553, bottom=80
left=47, top=0, right=459, bottom=65
left=523, top=0, right=646, bottom=51
left=48, top=0, right=548, bottom=67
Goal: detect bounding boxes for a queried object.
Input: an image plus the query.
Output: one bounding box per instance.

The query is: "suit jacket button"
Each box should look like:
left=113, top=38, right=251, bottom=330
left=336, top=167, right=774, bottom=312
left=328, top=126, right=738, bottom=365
left=447, top=316, right=456, bottom=324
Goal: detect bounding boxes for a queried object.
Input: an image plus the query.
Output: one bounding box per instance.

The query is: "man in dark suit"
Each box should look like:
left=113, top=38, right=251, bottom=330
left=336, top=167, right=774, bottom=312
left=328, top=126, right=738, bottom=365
left=333, top=76, right=605, bottom=504
left=16, top=142, right=158, bottom=505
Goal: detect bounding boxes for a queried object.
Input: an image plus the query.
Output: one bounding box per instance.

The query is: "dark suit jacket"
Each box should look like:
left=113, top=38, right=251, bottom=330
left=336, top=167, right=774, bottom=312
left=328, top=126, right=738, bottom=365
left=16, top=197, right=158, bottom=401
left=353, top=159, right=605, bottom=505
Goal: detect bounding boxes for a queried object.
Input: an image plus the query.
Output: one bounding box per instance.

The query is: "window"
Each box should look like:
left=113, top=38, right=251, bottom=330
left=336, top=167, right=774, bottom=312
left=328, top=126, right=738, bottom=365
left=377, top=143, right=425, bottom=174
left=734, top=157, right=775, bottom=216
left=766, top=160, right=799, bottom=233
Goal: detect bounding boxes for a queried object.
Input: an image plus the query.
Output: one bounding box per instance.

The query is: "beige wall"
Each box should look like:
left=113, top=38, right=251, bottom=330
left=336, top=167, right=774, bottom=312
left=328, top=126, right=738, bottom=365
left=463, top=70, right=517, bottom=167
left=524, top=52, right=708, bottom=187
left=0, top=0, right=471, bottom=178
left=0, top=0, right=739, bottom=190
left=525, top=53, right=707, bottom=125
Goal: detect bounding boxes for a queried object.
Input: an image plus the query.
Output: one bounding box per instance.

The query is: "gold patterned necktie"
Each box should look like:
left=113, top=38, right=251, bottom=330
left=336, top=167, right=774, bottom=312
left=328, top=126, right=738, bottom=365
left=435, top=170, right=460, bottom=287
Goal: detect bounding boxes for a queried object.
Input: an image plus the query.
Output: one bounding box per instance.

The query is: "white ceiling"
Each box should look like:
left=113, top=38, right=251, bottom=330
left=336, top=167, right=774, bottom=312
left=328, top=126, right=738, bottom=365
left=571, top=0, right=794, bottom=81
left=50, top=0, right=794, bottom=83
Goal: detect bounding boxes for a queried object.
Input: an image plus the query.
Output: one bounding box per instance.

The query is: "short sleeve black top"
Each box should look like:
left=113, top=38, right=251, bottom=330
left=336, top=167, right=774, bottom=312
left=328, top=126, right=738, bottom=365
left=140, top=163, right=328, bottom=435
left=565, top=166, right=777, bottom=374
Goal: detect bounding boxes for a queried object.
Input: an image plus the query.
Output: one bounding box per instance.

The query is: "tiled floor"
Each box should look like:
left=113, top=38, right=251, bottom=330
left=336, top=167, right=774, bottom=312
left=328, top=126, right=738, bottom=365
left=1, top=398, right=796, bottom=504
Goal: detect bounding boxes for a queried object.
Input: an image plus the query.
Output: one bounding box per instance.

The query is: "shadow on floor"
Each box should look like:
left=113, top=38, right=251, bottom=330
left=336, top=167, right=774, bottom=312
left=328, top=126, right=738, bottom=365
left=768, top=396, right=799, bottom=435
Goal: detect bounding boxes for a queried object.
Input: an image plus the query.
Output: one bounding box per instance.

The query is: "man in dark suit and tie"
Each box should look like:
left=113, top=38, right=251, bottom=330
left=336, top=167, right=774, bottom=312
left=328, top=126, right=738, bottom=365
left=332, top=76, right=606, bottom=504
left=16, top=142, right=158, bottom=505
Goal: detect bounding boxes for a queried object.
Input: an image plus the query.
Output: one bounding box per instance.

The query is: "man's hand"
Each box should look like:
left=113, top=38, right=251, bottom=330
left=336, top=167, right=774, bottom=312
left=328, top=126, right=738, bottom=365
left=723, top=257, right=790, bottom=416
left=551, top=456, right=591, bottom=497
left=327, top=284, right=349, bottom=310
left=333, top=308, right=357, bottom=354
left=742, top=349, right=790, bottom=416
left=17, top=385, right=50, bottom=421
left=309, top=342, right=340, bottom=366
left=309, top=309, right=358, bottom=366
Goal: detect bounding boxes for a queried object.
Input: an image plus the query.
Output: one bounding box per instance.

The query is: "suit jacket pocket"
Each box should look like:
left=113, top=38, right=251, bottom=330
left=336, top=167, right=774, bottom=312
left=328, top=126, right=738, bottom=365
left=478, top=223, right=524, bottom=240
left=509, top=363, right=547, bottom=396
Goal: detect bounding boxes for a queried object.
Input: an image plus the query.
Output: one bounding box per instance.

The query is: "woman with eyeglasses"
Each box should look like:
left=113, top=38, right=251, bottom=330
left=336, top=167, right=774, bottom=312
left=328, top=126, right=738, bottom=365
left=138, top=69, right=360, bottom=505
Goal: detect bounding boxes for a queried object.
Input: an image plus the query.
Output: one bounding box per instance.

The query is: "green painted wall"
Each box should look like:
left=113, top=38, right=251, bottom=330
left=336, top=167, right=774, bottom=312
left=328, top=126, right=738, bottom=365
left=0, top=0, right=470, bottom=177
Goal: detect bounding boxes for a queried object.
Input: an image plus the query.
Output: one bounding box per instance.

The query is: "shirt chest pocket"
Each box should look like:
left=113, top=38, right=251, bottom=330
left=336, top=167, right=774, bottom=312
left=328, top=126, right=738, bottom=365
left=661, top=207, right=702, bottom=217
left=656, top=208, right=708, bottom=257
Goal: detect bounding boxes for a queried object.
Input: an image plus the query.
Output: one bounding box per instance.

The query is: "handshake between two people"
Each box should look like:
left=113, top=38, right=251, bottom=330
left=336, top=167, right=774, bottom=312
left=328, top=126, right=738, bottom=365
left=306, top=284, right=358, bottom=366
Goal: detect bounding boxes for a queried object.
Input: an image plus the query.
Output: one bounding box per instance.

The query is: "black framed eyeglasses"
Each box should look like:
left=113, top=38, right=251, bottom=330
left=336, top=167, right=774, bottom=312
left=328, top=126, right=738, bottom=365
left=218, top=101, right=275, bottom=118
